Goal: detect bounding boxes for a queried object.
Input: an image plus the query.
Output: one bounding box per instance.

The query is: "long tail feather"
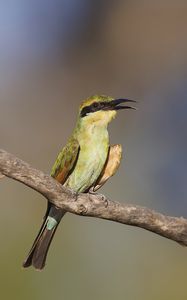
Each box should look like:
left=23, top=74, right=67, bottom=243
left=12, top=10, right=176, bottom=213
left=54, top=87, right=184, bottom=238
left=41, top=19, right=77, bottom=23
left=23, top=205, right=65, bottom=270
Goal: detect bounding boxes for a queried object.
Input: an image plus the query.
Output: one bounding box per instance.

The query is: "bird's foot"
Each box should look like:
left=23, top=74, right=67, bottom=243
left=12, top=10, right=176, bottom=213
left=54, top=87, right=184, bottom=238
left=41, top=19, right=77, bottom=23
left=88, top=187, right=97, bottom=195
left=88, top=188, right=108, bottom=207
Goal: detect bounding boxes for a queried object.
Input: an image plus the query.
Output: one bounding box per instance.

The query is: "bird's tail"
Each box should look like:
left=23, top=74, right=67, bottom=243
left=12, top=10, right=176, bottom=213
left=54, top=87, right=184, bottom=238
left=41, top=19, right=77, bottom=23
left=23, top=206, right=65, bottom=270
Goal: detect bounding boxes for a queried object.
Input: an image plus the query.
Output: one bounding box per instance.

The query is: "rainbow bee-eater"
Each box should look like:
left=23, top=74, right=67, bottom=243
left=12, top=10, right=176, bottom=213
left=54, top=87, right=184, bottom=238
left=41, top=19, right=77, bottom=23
left=23, top=95, right=135, bottom=270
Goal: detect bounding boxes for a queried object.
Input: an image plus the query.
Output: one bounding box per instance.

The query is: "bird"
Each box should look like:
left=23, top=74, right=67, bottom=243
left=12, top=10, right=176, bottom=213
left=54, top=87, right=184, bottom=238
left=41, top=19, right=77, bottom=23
left=23, top=94, right=136, bottom=270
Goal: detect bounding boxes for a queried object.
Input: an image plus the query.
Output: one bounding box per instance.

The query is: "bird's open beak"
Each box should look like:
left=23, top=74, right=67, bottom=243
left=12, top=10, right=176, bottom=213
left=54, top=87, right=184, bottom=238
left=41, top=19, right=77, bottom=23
left=110, top=98, right=137, bottom=110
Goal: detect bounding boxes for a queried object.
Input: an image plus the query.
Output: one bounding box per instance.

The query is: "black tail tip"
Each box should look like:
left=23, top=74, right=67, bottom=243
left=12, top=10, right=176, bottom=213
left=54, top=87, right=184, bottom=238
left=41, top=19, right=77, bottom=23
left=22, top=259, right=45, bottom=270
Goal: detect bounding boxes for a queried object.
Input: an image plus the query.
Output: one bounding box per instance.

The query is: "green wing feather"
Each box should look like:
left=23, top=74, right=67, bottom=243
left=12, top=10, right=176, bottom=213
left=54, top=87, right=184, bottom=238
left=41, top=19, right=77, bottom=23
left=50, top=137, right=80, bottom=184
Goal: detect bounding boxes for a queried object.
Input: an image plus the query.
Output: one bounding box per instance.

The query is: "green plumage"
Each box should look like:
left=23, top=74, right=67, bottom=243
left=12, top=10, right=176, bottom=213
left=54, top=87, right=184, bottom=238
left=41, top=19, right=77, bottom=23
left=23, top=94, right=134, bottom=270
left=65, top=123, right=109, bottom=192
left=50, top=136, right=80, bottom=181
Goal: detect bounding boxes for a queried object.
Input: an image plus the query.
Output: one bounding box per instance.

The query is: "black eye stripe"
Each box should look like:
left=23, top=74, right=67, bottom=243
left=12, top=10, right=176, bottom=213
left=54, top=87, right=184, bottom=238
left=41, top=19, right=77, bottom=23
left=80, top=101, right=106, bottom=117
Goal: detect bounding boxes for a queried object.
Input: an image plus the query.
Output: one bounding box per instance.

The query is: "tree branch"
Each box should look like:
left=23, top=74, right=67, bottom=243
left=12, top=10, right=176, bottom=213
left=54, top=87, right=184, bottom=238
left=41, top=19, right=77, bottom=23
left=0, top=149, right=187, bottom=246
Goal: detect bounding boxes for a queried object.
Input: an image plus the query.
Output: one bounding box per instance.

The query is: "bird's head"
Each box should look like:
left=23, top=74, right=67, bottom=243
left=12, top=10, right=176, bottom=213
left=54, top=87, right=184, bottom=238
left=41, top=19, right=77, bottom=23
left=79, top=95, right=136, bottom=126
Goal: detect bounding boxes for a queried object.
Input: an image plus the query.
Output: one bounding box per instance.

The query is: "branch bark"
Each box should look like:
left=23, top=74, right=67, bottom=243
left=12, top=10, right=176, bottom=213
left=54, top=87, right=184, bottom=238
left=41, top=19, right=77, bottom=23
left=0, top=149, right=187, bottom=246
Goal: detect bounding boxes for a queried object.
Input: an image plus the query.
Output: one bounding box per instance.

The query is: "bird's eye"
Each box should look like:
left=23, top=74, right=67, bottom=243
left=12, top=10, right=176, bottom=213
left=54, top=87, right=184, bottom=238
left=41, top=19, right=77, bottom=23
left=93, top=102, right=98, bottom=108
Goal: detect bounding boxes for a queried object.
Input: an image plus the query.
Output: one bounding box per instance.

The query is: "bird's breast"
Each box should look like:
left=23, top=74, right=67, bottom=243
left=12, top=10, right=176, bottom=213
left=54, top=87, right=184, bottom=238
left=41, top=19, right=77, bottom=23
left=64, top=127, right=109, bottom=192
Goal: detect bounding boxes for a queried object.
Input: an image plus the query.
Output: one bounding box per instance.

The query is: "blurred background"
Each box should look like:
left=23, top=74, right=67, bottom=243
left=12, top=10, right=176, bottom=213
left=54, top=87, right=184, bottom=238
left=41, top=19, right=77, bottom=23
left=0, top=0, right=187, bottom=299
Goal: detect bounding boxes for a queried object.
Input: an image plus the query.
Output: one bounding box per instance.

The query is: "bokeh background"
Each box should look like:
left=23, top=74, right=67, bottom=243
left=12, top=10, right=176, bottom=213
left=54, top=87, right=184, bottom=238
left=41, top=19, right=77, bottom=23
left=0, top=1, right=187, bottom=299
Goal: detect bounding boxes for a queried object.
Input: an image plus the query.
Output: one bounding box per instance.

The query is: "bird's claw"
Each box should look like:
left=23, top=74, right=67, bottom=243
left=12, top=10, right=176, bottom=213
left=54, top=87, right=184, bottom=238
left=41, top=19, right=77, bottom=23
left=88, top=188, right=108, bottom=207
left=88, top=187, right=97, bottom=195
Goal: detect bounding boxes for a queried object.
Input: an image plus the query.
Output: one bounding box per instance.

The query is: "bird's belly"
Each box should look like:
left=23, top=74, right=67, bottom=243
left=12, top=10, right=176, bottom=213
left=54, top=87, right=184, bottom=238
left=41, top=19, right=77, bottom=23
left=64, top=142, right=108, bottom=192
